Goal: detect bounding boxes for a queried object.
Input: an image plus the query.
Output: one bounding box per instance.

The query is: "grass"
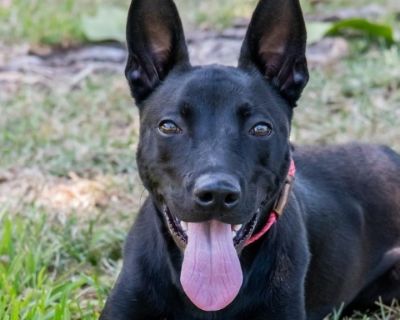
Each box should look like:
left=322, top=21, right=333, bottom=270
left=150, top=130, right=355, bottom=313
left=0, top=208, right=128, bottom=320
left=0, top=0, right=399, bottom=319
left=293, top=44, right=400, bottom=149
left=0, top=74, right=138, bottom=176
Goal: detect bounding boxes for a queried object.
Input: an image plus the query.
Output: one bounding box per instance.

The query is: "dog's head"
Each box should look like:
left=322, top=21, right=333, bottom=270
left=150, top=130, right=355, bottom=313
left=126, top=0, right=308, bottom=312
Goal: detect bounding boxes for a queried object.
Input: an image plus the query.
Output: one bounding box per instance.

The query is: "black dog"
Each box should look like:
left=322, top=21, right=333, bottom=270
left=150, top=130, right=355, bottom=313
left=100, top=0, right=400, bottom=319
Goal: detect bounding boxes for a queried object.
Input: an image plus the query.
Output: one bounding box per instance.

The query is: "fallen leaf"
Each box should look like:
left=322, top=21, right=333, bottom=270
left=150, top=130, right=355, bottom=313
left=307, top=22, right=333, bottom=44
left=81, top=6, right=126, bottom=43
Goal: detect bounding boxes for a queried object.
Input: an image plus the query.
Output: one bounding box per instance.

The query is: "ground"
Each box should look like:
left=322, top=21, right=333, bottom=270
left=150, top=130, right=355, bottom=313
left=0, top=0, right=399, bottom=319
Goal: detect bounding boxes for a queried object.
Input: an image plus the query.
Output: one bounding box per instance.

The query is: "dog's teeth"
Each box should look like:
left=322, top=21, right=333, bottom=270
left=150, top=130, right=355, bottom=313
left=180, top=221, right=188, bottom=232
left=233, top=224, right=242, bottom=232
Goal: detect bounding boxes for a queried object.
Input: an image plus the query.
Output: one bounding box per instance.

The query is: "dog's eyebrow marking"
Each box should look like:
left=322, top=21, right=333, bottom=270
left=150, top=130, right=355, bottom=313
left=237, top=103, right=253, bottom=118
left=179, top=102, right=192, bottom=117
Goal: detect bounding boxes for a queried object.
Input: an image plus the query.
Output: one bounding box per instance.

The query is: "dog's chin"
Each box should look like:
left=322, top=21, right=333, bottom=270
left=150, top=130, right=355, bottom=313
left=161, top=204, right=260, bottom=253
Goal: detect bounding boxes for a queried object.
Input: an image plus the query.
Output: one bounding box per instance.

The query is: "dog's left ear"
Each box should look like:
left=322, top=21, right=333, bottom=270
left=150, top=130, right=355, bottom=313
left=239, top=0, right=309, bottom=106
left=125, top=0, right=190, bottom=103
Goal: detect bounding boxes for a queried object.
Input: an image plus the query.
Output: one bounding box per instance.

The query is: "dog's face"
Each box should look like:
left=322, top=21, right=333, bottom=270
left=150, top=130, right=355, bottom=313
left=126, top=0, right=308, bottom=312
left=138, top=65, right=293, bottom=238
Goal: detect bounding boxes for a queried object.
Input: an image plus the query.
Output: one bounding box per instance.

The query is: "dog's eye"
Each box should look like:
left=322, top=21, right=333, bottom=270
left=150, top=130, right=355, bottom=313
left=158, top=120, right=182, bottom=135
left=249, top=122, right=273, bottom=137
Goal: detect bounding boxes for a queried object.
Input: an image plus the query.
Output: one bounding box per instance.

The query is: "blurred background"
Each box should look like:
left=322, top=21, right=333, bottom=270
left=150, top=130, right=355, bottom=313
left=0, top=0, right=399, bottom=319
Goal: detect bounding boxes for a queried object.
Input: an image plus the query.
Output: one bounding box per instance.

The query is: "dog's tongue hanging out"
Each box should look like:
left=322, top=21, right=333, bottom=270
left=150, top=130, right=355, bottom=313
left=180, top=220, right=243, bottom=311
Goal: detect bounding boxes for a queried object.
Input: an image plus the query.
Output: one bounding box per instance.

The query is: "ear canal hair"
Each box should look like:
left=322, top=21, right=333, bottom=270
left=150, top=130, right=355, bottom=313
left=238, top=0, right=309, bottom=106
left=125, top=0, right=190, bottom=103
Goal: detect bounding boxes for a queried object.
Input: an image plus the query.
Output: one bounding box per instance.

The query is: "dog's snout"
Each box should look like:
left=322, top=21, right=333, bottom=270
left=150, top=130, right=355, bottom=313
left=193, top=174, right=241, bottom=210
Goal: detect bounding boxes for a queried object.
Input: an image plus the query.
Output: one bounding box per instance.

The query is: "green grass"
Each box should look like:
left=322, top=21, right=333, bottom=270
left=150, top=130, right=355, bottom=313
left=0, top=0, right=133, bottom=45
left=0, top=0, right=87, bottom=45
left=0, top=0, right=399, bottom=319
left=0, top=208, right=129, bottom=320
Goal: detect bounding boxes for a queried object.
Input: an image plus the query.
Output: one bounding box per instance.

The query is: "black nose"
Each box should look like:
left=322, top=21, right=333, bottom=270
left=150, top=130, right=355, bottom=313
left=193, top=174, right=241, bottom=210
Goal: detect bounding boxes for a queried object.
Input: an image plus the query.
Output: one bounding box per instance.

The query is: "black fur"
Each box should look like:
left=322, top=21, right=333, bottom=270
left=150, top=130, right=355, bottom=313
left=100, top=0, right=400, bottom=319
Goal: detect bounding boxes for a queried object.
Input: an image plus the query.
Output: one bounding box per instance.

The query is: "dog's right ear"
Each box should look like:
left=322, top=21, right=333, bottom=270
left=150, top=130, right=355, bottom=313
left=125, top=0, right=190, bottom=103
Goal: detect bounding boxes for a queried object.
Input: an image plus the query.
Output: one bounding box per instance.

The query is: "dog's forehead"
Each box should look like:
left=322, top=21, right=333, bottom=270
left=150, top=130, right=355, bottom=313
left=176, top=65, right=286, bottom=112
left=183, top=65, right=250, bottom=93
left=145, top=64, right=286, bottom=118
left=171, top=65, right=270, bottom=109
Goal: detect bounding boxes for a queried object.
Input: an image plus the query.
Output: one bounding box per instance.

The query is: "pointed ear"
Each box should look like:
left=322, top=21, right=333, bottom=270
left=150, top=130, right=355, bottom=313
left=238, top=0, right=309, bottom=106
left=125, top=0, right=190, bottom=103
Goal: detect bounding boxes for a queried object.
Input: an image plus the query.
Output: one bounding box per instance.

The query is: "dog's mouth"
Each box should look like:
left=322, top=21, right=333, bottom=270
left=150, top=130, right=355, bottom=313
left=161, top=203, right=261, bottom=312
left=162, top=204, right=259, bottom=251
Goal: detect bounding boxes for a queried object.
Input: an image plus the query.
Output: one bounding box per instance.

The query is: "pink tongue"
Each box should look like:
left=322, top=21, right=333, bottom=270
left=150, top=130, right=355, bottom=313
left=180, top=220, right=243, bottom=311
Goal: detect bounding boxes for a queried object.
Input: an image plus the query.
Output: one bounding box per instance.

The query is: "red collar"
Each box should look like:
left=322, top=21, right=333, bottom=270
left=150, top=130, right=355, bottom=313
left=245, top=160, right=296, bottom=246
